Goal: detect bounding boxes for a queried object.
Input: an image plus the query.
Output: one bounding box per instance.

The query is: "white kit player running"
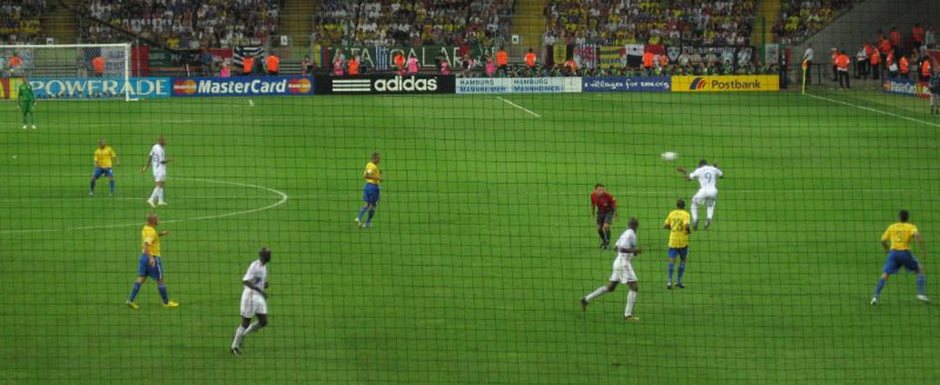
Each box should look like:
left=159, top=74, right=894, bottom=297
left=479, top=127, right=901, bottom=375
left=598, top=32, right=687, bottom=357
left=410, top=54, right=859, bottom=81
left=580, top=217, right=642, bottom=321
left=141, top=135, right=169, bottom=207
left=677, top=159, right=723, bottom=230
left=231, top=247, right=271, bottom=356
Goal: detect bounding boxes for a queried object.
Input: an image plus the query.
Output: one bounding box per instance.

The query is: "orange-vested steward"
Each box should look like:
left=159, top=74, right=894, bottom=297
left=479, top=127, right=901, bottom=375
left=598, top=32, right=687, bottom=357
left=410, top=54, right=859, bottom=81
left=266, top=55, right=279, bottom=72
left=922, top=60, right=932, bottom=76
left=92, top=56, right=106, bottom=74
left=496, top=50, right=508, bottom=66
left=524, top=52, right=536, bottom=67
left=348, top=59, right=360, bottom=75
left=642, top=52, right=654, bottom=68
left=899, top=57, right=909, bottom=74
left=243, top=57, right=254, bottom=73
left=835, top=54, right=850, bottom=70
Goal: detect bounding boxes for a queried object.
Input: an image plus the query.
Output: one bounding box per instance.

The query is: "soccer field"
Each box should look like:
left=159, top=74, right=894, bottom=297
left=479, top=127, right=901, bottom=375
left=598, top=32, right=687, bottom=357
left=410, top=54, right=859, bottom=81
left=1, top=90, right=938, bottom=385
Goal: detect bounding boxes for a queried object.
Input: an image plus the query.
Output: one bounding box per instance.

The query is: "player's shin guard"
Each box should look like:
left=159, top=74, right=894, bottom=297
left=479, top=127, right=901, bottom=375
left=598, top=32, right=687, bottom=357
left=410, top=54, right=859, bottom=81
left=677, top=263, right=686, bottom=283
left=158, top=284, right=169, bottom=304
left=917, top=274, right=926, bottom=296
left=625, top=290, right=637, bottom=316
left=584, top=286, right=609, bottom=302
left=128, top=282, right=142, bottom=302
left=874, top=278, right=887, bottom=298
left=667, top=263, right=675, bottom=283
left=232, top=326, right=246, bottom=348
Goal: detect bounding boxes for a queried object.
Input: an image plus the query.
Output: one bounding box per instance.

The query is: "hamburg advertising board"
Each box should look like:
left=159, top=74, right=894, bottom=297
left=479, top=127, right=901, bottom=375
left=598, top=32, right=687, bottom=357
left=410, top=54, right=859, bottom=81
left=582, top=77, right=671, bottom=92
left=455, top=78, right=582, bottom=94
left=26, top=77, right=171, bottom=99
left=315, top=74, right=455, bottom=95
left=171, top=76, right=313, bottom=97
left=671, top=75, right=780, bottom=92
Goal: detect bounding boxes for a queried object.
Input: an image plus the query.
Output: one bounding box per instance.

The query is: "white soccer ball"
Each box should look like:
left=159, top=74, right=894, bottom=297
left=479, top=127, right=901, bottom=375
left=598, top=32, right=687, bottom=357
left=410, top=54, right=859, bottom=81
left=661, top=151, right=678, bottom=161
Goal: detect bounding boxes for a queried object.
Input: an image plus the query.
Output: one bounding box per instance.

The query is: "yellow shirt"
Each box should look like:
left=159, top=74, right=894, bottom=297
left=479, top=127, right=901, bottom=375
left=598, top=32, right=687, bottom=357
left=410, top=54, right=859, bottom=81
left=664, top=209, right=691, bottom=248
left=94, top=146, right=117, bottom=168
left=364, top=161, right=381, bottom=185
left=881, top=222, right=919, bottom=251
left=142, top=225, right=161, bottom=256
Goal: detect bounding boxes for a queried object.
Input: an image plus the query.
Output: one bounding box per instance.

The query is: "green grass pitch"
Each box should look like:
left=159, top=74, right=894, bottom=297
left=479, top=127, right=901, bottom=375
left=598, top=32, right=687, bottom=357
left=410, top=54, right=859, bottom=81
left=1, top=90, right=938, bottom=385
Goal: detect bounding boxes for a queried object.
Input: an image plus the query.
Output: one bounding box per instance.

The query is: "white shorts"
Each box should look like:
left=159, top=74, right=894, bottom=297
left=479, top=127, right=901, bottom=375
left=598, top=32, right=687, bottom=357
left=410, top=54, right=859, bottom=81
left=240, top=291, right=268, bottom=318
left=692, top=187, right=718, bottom=207
left=609, top=256, right=637, bottom=283
left=153, top=167, right=166, bottom=182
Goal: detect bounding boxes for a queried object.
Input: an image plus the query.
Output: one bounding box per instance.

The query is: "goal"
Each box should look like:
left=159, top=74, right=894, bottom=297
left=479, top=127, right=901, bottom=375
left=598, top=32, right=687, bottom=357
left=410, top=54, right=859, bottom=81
left=0, top=43, right=135, bottom=101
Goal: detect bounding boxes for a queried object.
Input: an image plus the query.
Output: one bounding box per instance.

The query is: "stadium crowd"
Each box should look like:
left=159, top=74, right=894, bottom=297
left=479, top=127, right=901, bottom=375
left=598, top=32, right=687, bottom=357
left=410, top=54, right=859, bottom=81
left=0, top=0, right=49, bottom=44
left=312, top=0, right=515, bottom=48
left=542, top=0, right=756, bottom=47
left=81, top=0, right=279, bottom=49
left=773, top=0, right=855, bottom=45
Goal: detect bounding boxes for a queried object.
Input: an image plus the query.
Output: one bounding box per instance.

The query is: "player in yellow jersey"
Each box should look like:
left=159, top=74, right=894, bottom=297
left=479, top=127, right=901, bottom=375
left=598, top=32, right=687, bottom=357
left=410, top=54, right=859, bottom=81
left=126, top=213, right=179, bottom=309
left=663, top=199, right=691, bottom=289
left=355, top=152, right=382, bottom=228
left=871, top=210, right=929, bottom=305
left=89, top=139, right=119, bottom=196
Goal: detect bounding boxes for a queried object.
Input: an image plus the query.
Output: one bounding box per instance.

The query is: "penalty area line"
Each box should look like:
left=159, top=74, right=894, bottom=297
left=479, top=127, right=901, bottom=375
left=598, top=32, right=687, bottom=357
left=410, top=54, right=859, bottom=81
left=805, top=93, right=940, bottom=129
left=496, top=96, right=542, bottom=118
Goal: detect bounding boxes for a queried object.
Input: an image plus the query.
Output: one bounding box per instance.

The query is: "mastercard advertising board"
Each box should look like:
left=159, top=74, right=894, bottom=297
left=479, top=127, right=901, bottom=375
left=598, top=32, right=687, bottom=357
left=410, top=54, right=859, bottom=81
left=171, top=76, right=314, bottom=97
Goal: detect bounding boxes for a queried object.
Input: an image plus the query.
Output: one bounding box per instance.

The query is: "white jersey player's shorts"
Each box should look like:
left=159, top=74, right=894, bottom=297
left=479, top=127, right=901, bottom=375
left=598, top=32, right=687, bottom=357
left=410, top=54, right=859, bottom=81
left=240, top=290, right=268, bottom=318
left=692, top=186, right=718, bottom=207
left=153, top=167, right=166, bottom=182
left=609, top=256, right=637, bottom=283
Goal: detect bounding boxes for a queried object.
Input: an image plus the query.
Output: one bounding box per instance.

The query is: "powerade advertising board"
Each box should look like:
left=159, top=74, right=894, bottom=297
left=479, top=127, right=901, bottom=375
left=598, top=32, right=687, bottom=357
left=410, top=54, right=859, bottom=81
left=315, top=74, right=455, bottom=95
left=582, top=77, right=671, bottom=92
left=27, top=77, right=171, bottom=99
left=171, top=76, right=314, bottom=97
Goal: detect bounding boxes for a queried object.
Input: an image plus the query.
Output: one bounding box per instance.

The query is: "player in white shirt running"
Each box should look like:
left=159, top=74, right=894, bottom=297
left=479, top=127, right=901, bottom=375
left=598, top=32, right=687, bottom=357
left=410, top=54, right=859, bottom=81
left=141, top=135, right=170, bottom=207
left=580, top=218, right=642, bottom=321
left=231, top=247, right=271, bottom=356
left=677, top=159, right=723, bottom=230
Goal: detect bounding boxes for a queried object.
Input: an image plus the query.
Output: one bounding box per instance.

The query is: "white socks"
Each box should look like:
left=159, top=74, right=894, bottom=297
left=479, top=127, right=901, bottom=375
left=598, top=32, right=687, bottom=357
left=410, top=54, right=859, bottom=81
left=232, top=325, right=246, bottom=348
left=625, top=290, right=637, bottom=316
left=149, top=187, right=165, bottom=203
left=244, top=322, right=262, bottom=334
left=585, top=286, right=609, bottom=302
left=706, top=203, right=715, bottom=221
left=691, top=202, right=700, bottom=223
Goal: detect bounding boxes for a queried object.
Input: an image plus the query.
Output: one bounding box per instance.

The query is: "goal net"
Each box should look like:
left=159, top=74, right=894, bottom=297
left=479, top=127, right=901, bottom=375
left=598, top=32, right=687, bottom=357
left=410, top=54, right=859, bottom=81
left=0, top=43, right=135, bottom=101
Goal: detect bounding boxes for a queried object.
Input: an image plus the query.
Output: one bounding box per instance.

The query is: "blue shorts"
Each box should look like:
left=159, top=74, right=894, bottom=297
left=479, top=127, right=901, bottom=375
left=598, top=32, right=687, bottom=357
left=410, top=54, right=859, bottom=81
left=136, top=254, right=164, bottom=280
left=363, top=183, right=380, bottom=205
left=668, top=247, right=689, bottom=260
left=882, top=250, right=920, bottom=275
left=92, top=167, right=113, bottom=179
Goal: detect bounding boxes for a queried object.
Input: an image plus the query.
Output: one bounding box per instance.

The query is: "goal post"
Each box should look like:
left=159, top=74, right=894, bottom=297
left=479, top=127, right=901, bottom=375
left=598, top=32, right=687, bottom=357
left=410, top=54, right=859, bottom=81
left=0, top=43, right=136, bottom=101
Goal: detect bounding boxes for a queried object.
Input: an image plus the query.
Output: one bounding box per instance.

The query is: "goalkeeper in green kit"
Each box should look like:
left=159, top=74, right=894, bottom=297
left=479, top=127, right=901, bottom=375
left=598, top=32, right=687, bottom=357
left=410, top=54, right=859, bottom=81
left=17, top=77, right=36, bottom=130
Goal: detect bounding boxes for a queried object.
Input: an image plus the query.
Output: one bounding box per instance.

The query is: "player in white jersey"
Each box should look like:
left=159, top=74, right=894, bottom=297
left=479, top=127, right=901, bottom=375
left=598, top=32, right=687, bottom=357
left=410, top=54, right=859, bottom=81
left=580, top=218, right=642, bottom=321
left=231, top=247, right=271, bottom=356
left=677, top=159, right=723, bottom=230
left=141, top=135, right=170, bottom=207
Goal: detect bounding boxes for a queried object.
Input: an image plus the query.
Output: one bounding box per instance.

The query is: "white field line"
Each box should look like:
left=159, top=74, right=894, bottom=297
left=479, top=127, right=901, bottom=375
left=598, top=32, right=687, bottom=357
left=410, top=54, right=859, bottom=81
left=496, top=96, right=542, bottom=118
left=805, top=93, right=940, bottom=128
left=0, top=177, right=288, bottom=235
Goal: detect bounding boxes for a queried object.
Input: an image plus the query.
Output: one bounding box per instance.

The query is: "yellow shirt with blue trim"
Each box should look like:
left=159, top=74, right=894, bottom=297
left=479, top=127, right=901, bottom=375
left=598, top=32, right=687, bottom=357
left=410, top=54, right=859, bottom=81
left=142, top=225, right=161, bottom=256
left=664, top=209, right=691, bottom=248
left=882, top=222, right=918, bottom=251
left=364, top=161, right=381, bottom=185
left=94, top=146, right=117, bottom=168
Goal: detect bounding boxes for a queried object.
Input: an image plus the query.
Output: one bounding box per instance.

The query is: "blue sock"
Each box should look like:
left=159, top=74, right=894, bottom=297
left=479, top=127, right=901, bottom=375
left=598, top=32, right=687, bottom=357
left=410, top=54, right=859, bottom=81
left=158, top=284, right=169, bottom=304
left=667, top=262, right=675, bottom=283
left=357, top=206, right=368, bottom=220
left=366, top=209, right=376, bottom=224
left=678, top=264, right=686, bottom=283
left=90, top=180, right=96, bottom=193
left=874, top=278, right=887, bottom=298
left=128, top=282, right=141, bottom=302
left=917, top=275, right=926, bottom=296
left=109, top=179, right=115, bottom=193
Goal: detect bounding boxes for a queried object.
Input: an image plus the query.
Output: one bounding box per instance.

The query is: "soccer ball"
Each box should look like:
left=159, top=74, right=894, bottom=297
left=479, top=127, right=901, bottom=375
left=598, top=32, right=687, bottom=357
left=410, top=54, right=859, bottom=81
left=661, top=151, right=678, bottom=161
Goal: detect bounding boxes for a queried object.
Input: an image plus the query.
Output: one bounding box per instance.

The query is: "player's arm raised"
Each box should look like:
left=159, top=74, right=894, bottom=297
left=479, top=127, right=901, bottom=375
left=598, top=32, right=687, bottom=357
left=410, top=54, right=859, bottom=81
left=676, top=167, right=692, bottom=180
left=915, top=232, right=927, bottom=257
